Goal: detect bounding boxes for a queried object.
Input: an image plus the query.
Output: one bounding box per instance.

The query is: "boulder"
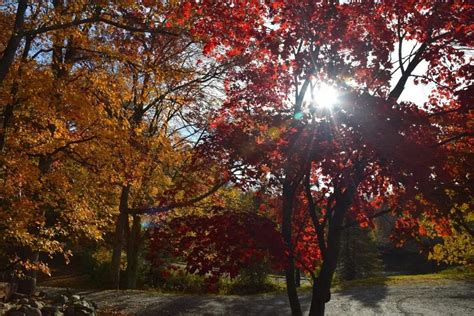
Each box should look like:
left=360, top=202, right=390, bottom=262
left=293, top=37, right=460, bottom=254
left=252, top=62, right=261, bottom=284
left=7, top=309, right=26, bottom=316
left=41, top=305, right=60, bottom=316
left=30, top=300, right=44, bottom=310
left=21, top=305, right=42, bottom=316
left=64, top=305, right=74, bottom=316
left=0, top=282, right=8, bottom=300
left=54, top=295, right=68, bottom=305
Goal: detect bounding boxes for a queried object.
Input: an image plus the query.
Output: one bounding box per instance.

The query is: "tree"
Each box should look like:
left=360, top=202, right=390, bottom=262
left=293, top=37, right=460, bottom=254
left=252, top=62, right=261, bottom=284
left=149, top=207, right=286, bottom=285
left=337, top=226, right=382, bottom=281
left=0, top=0, right=224, bottom=294
left=203, top=1, right=473, bottom=315
left=109, top=0, right=272, bottom=289
left=0, top=0, right=135, bottom=294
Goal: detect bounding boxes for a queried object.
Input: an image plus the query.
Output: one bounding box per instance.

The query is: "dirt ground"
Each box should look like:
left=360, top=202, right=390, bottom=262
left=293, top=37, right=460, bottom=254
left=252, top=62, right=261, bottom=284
left=40, top=279, right=473, bottom=315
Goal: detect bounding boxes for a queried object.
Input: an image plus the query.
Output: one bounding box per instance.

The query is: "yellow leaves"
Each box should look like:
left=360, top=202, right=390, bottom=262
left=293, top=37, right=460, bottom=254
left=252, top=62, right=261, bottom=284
left=0, top=0, right=227, bottom=277
left=429, top=232, right=474, bottom=265
left=426, top=200, right=474, bottom=266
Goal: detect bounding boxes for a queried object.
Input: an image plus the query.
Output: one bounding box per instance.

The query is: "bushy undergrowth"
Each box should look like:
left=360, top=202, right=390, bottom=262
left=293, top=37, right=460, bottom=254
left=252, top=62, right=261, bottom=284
left=149, top=261, right=280, bottom=295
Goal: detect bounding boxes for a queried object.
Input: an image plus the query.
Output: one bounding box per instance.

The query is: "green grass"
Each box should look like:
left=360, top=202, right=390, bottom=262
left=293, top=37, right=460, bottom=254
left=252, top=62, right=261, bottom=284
left=332, top=265, right=474, bottom=291
left=132, top=265, right=474, bottom=295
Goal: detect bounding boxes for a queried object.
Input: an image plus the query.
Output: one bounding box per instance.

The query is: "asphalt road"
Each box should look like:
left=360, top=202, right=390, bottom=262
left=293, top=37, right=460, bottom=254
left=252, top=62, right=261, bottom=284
left=42, top=279, right=474, bottom=315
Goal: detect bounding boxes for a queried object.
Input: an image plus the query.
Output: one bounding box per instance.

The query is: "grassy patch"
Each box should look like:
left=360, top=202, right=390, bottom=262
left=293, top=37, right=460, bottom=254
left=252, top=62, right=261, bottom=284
left=332, top=265, right=474, bottom=291
left=38, top=274, right=100, bottom=289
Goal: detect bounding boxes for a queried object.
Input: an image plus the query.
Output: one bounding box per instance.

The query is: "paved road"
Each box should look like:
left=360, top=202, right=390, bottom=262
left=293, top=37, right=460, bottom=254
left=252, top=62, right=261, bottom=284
left=42, top=280, right=474, bottom=315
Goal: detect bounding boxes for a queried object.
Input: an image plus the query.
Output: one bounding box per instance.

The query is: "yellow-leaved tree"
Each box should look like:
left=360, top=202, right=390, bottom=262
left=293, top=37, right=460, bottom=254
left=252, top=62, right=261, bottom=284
left=0, top=0, right=233, bottom=294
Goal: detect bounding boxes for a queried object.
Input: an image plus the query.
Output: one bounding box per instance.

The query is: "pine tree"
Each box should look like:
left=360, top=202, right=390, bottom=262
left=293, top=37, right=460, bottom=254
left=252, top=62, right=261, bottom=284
left=337, top=226, right=383, bottom=281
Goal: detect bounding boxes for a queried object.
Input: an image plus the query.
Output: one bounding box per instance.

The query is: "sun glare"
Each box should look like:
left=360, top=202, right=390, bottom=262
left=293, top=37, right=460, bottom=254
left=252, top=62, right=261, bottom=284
left=313, top=83, right=339, bottom=109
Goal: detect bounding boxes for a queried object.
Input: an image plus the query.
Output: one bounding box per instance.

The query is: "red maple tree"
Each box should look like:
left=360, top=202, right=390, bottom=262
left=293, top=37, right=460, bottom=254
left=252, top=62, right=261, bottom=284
left=198, top=1, right=472, bottom=315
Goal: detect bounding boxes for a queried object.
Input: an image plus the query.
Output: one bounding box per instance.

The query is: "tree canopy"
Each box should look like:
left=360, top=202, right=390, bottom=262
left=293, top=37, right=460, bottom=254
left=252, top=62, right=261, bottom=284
left=0, top=1, right=472, bottom=315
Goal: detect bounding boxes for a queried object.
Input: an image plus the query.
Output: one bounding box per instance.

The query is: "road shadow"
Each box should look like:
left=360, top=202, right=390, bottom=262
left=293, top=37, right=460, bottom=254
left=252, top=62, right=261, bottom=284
left=139, top=291, right=302, bottom=316
left=336, top=277, right=389, bottom=313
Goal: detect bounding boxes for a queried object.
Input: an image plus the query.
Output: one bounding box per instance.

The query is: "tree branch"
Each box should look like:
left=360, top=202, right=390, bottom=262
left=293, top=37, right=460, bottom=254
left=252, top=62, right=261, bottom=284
left=0, top=0, right=28, bottom=85
left=434, top=132, right=474, bottom=147
left=128, top=180, right=227, bottom=215
left=342, top=208, right=393, bottom=230
left=303, top=174, right=327, bottom=257
left=21, top=15, right=178, bottom=38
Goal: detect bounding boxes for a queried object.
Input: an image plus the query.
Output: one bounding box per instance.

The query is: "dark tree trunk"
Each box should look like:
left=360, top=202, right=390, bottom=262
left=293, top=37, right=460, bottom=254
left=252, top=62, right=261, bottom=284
left=7, top=248, right=39, bottom=297
left=0, top=0, right=27, bottom=86
left=111, top=185, right=130, bottom=289
left=309, top=256, right=335, bottom=316
left=295, top=268, right=301, bottom=287
left=16, top=251, right=39, bottom=296
left=1, top=34, right=32, bottom=153
left=126, top=215, right=141, bottom=289
left=309, top=188, right=355, bottom=316
left=282, top=182, right=302, bottom=316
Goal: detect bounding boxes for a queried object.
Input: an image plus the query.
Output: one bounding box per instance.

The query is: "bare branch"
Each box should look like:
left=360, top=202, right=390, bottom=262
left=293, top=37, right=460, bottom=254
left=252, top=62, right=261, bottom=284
left=128, top=180, right=227, bottom=215
left=22, top=14, right=178, bottom=38
left=435, top=132, right=474, bottom=147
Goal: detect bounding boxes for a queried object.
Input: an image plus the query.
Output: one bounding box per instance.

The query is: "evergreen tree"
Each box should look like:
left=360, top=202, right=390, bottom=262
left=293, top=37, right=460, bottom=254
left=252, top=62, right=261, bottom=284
left=337, top=226, right=383, bottom=281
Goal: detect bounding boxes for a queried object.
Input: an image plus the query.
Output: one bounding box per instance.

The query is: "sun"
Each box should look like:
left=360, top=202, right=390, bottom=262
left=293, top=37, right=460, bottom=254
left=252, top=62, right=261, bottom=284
left=313, top=82, right=339, bottom=109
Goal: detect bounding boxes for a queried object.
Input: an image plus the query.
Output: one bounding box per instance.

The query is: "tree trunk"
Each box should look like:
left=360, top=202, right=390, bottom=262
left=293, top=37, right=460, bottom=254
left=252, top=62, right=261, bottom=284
left=309, top=188, right=355, bottom=316
left=309, top=256, right=335, bottom=316
left=0, top=0, right=27, bottom=86
left=126, top=215, right=141, bottom=289
left=111, top=185, right=130, bottom=289
left=16, top=251, right=39, bottom=296
left=1, top=33, right=32, bottom=153
left=282, top=182, right=302, bottom=316
left=295, top=268, right=301, bottom=288
left=309, top=241, right=341, bottom=315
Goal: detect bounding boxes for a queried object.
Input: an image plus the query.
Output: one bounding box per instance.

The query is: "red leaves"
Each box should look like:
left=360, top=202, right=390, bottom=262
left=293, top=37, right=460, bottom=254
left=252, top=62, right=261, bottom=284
left=182, top=2, right=192, bottom=19
left=203, top=40, right=217, bottom=56
left=271, top=1, right=284, bottom=10
left=148, top=209, right=286, bottom=281
left=194, top=0, right=471, bottom=276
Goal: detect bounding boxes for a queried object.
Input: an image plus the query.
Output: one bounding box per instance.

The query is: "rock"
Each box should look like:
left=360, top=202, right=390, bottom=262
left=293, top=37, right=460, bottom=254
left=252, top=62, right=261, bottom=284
left=21, top=305, right=42, bottom=316
left=0, top=282, right=8, bottom=300
left=41, top=305, right=57, bottom=315
left=30, top=300, right=44, bottom=310
left=10, top=293, right=27, bottom=301
left=76, top=311, right=95, bottom=316
left=41, top=305, right=63, bottom=316
left=78, top=300, right=91, bottom=309
left=64, top=305, right=74, bottom=316
left=7, top=309, right=26, bottom=316
left=69, top=295, right=81, bottom=302
left=3, top=282, right=18, bottom=302
left=77, top=301, right=96, bottom=316
left=74, top=307, right=95, bottom=316
left=40, top=292, right=56, bottom=301
left=54, top=295, right=68, bottom=305
left=1, top=303, right=12, bottom=315
left=19, top=297, right=29, bottom=305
